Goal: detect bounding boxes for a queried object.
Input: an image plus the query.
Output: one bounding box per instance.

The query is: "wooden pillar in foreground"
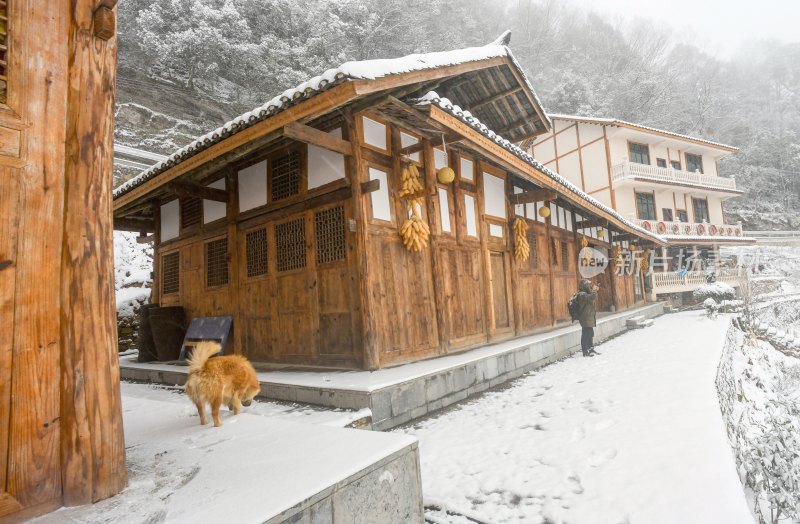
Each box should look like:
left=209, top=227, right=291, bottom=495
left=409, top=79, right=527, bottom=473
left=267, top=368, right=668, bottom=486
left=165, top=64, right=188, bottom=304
left=0, top=2, right=126, bottom=521
left=59, top=0, right=127, bottom=506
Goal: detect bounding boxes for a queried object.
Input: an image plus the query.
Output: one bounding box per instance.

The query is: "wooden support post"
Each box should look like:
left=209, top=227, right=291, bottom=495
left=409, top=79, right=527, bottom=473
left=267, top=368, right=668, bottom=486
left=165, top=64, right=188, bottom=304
left=59, top=0, right=127, bottom=506
left=150, top=202, right=161, bottom=304
left=421, top=138, right=448, bottom=354
left=345, top=113, right=380, bottom=370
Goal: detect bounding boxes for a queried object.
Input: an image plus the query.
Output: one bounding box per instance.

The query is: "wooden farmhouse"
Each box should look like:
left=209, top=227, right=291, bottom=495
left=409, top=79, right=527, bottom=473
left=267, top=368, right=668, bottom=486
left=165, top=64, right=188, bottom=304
left=113, top=36, right=665, bottom=371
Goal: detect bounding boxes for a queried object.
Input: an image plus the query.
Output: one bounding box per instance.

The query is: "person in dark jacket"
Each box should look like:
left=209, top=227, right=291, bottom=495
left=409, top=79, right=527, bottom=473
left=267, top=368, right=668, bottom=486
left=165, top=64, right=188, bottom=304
left=576, top=279, right=600, bottom=357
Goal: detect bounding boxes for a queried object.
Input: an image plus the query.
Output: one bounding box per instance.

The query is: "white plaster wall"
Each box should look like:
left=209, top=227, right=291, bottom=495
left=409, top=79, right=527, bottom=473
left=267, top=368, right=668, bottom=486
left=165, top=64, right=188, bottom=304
left=308, top=129, right=346, bottom=189
left=161, top=199, right=179, bottom=241
left=590, top=188, right=612, bottom=208
left=578, top=122, right=603, bottom=143
left=581, top=140, right=609, bottom=193
left=607, top=137, right=629, bottom=164
left=238, top=160, right=267, bottom=212
left=556, top=151, right=582, bottom=188
left=554, top=119, right=573, bottom=133
left=533, top=136, right=556, bottom=165
left=203, top=179, right=227, bottom=223
left=557, top=125, right=578, bottom=154
left=614, top=186, right=636, bottom=219
left=483, top=173, right=506, bottom=218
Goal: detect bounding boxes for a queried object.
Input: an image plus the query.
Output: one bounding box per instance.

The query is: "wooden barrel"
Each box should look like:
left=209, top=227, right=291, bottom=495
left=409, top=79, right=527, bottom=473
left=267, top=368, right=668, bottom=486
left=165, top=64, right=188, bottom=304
left=149, top=306, right=186, bottom=361
left=136, top=303, right=159, bottom=362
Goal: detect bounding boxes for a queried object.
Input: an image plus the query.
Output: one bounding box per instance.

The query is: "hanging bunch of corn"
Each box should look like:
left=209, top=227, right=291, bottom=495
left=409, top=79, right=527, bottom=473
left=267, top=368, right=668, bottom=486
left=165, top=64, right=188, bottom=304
left=640, top=251, right=650, bottom=273
left=398, top=162, right=430, bottom=252
left=399, top=163, right=424, bottom=198
left=513, top=218, right=530, bottom=260
left=611, top=245, right=622, bottom=272
left=400, top=204, right=430, bottom=252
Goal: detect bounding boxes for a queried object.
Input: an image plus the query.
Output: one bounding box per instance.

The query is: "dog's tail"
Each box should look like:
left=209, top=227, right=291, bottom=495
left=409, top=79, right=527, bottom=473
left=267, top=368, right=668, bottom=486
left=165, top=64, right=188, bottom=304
left=187, top=341, right=221, bottom=373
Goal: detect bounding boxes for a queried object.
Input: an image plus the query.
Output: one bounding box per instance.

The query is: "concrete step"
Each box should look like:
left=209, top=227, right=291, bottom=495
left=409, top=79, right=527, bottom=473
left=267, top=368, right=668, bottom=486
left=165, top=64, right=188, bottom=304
left=626, top=315, right=645, bottom=328
left=637, top=319, right=654, bottom=328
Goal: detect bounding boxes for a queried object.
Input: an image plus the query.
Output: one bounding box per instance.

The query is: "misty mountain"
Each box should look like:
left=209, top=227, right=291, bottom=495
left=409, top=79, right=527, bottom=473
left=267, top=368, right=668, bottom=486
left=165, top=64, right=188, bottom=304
left=114, top=0, right=800, bottom=230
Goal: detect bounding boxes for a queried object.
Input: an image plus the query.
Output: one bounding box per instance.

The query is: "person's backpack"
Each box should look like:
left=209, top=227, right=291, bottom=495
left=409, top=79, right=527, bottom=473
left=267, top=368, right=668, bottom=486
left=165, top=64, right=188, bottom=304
left=568, top=292, right=581, bottom=322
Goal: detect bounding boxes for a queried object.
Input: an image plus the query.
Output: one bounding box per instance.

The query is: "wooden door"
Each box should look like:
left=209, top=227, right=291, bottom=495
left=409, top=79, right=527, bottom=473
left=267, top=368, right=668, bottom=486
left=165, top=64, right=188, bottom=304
left=489, top=252, right=511, bottom=329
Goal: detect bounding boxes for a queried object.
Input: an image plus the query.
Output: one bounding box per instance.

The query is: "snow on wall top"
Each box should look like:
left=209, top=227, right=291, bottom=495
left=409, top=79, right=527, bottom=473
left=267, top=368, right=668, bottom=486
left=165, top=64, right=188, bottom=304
left=114, top=39, right=548, bottom=199
left=662, top=234, right=755, bottom=242
left=416, top=93, right=666, bottom=244
left=547, top=114, right=738, bottom=152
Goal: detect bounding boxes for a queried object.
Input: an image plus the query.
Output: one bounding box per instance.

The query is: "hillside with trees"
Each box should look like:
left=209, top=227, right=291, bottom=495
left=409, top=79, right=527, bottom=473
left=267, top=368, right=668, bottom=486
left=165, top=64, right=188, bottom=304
left=115, top=0, right=800, bottom=230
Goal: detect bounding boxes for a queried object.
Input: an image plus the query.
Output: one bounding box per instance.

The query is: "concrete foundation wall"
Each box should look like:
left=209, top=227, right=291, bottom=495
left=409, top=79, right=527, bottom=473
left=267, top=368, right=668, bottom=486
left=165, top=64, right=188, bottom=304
left=272, top=444, right=423, bottom=524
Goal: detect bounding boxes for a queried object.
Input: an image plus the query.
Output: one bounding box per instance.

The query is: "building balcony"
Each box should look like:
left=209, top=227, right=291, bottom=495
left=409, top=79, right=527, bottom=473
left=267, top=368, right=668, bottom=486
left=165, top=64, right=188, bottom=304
left=632, top=218, right=744, bottom=239
left=651, top=268, right=746, bottom=295
left=611, top=160, right=739, bottom=193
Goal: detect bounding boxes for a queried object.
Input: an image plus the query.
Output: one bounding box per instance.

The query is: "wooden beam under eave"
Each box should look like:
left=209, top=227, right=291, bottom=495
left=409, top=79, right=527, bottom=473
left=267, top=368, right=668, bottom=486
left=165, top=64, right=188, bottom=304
left=114, top=217, right=155, bottom=232
left=112, top=81, right=361, bottom=213
left=136, top=235, right=155, bottom=244
left=283, top=121, right=354, bottom=156
left=511, top=189, right=558, bottom=205
left=168, top=179, right=229, bottom=202
left=574, top=217, right=607, bottom=229
left=423, top=105, right=667, bottom=247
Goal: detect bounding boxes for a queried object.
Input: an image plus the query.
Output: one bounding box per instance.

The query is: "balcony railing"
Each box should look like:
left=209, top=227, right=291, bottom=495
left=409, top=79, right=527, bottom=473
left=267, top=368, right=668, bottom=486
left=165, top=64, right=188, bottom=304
left=611, top=160, right=738, bottom=192
left=651, top=268, right=746, bottom=295
left=632, top=218, right=744, bottom=238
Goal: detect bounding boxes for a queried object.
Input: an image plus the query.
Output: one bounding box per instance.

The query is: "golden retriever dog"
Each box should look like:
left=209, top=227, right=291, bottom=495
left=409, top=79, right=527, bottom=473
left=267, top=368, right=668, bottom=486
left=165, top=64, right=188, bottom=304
left=184, top=341, right=261, bottom=427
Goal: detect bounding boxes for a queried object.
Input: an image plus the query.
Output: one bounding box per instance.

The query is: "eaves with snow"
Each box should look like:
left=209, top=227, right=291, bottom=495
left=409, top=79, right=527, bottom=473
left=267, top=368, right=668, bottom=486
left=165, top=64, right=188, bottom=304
left=112, top=32, right=667, bottom=245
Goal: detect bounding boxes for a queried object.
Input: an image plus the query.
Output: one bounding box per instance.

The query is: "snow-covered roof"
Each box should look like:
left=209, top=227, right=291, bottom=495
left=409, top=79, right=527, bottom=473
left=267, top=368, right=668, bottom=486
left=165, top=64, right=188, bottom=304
left=662, top=234, right=756, bottom=243
left=114, top=40, right=549, bottom=200
left=415, top=93, right=666, bottom=245
left=547, top=114, right=738, bottom=153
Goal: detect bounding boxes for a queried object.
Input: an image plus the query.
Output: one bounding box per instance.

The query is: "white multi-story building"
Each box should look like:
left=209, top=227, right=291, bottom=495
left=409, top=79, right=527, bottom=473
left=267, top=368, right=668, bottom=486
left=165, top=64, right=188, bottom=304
left=529, top=114, right=753, bottom=297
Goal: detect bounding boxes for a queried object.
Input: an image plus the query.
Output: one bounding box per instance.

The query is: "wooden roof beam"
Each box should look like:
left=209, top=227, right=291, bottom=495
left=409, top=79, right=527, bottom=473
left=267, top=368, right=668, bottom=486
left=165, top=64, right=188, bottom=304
left=574, top=217, right=608, bottom=229
left=468, top=85, right=524, bottom=112
left=114, top=217, right=154, bottom=232
left=283, top=121, right=354, bottom=156
left=168, top=179, right=229, bottom=202
left=511, top=189, right=558, bottom=205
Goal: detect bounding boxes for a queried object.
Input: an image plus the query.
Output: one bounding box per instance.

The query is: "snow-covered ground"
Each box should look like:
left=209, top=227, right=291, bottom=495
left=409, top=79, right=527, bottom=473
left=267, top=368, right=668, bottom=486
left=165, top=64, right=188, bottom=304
left=396, top=312, right=752, bottom=524
left=114, top=231, right=152, bottom=317
left=31, top=383, right=401, bottom=524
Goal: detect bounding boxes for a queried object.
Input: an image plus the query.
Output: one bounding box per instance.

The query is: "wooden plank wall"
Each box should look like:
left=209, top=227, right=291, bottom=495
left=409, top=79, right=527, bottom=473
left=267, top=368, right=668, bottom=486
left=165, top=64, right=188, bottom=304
left=150, top=111, right=651, bottom=371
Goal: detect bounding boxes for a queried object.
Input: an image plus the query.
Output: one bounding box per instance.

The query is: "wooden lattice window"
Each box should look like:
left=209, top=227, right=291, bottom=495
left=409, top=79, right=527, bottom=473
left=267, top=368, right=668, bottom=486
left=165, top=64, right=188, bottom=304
left=206, top=238, right=229, bottom=287
left=275, top=218, right=306, bottom=272
left=271, top=150, right=301, bottom=201
left=0, top=1, right=7, bottom=104
left=526, top=231, right=538, bottom=270
left=180, top=197, right=202, bottom=230
left=245, top=228, right=267, bottom=278
left=315, top=206, right=345, bottom=264
left=561, top=241, right=570, bottom=271
left=162, top=252, right=180, bottom=295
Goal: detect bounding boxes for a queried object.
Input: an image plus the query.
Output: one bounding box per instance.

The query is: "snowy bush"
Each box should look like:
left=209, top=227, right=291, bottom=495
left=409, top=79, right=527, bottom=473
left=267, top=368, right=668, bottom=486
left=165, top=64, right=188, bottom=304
left=717, top=325, right=800, bottom=523
left=703, top=298, right=719, bottom=318
left=693, top=282, right=736, bottom=303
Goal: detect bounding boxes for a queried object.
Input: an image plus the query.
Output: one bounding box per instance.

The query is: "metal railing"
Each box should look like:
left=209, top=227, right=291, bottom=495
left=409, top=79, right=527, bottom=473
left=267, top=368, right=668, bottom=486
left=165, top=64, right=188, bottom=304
left=632, top=218, right=744, bottom=238
left=651, top=267, right=746, bottom=294
left=611, top=160, right=738, bottom=192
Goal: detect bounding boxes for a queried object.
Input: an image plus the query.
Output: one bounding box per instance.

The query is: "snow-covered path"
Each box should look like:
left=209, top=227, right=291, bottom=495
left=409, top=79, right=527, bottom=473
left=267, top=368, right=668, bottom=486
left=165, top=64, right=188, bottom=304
left=397, top=312, right=752, bottom=524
